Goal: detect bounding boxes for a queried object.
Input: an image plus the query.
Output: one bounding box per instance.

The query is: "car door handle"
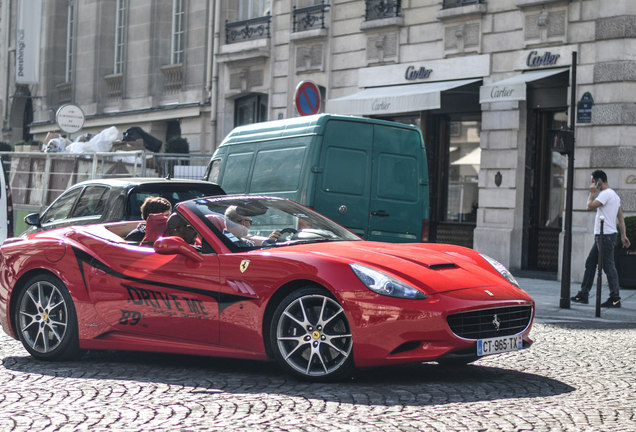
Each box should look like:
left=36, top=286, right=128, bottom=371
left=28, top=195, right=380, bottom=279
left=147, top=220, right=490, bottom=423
left=370, top=210, right=390, bottom=217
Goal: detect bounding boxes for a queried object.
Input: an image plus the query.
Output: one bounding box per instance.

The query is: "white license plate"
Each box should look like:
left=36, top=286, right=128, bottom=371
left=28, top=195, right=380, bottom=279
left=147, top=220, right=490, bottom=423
left=477, top=334, right=522, bottom=356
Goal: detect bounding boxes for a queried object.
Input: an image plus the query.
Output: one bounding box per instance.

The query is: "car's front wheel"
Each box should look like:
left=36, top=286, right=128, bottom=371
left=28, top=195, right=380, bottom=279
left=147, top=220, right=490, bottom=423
left=270, top=287, right=354, bottom=381
left=14, top=275, right=81, bottom=361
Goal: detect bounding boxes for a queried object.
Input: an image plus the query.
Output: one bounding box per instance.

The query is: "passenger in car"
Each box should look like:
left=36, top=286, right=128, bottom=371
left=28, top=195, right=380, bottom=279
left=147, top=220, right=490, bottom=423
left=139, top=213, right=169, bottom=246
left=125, top=196, right=172, bottom=243
left=166, top=212, right=200, bottom=248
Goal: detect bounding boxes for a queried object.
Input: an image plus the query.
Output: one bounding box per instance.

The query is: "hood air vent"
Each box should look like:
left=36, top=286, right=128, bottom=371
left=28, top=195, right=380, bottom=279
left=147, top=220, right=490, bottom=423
left=428, top=263, right=457, bottom=270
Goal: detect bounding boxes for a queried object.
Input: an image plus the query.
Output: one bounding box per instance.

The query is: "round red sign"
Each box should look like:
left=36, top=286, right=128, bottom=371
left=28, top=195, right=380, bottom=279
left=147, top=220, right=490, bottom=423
left=294, top=81, right=321, bottom=116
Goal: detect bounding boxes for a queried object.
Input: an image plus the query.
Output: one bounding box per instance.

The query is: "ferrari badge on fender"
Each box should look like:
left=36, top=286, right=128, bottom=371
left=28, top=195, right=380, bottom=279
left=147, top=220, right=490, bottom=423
left=240, top=260, right=250, bottom=273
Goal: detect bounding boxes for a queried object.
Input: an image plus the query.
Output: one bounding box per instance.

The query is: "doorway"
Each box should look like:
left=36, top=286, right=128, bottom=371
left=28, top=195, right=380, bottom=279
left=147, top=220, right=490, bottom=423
left=523, top=109, right=568, bottom=271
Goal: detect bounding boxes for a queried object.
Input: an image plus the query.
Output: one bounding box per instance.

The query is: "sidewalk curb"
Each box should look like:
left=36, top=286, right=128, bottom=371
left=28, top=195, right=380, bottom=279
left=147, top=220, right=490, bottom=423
left=516, top=277, right=636, bottom=325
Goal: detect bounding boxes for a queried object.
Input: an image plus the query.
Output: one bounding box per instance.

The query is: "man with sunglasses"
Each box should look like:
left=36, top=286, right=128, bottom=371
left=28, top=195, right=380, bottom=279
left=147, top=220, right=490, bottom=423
left=224, top=205, right=280, bottom=246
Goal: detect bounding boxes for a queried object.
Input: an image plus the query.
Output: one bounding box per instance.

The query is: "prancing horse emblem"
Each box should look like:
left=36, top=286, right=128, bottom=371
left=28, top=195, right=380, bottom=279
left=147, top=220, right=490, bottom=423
left=492, top=314, right=501, bottom=331
left=240, top=260, right=250, bottom=273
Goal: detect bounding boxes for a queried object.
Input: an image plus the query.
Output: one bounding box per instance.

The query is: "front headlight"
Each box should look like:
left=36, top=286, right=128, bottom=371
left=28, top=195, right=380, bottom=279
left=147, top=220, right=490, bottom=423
left=350, top=263, right=427, bottom=299
left=480, top=254, right=520, bottom=288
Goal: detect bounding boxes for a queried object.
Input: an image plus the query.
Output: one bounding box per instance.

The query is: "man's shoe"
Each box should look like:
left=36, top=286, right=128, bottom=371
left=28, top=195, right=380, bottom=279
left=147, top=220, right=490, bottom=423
left=571, top=294, right=589, bottom=304
left=600, top=298, right=621, bottom=308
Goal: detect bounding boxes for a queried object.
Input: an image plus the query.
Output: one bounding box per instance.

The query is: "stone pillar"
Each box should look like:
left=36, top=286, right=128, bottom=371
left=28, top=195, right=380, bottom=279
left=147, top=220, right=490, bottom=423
left=473, top=101, right=527, bottom=269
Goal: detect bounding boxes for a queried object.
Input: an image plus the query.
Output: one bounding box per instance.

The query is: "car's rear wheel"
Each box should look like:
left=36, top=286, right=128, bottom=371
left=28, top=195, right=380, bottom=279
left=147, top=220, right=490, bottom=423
left=14, top=275, right=81, bottom=361
left=270, top=287, right=354, bottom=381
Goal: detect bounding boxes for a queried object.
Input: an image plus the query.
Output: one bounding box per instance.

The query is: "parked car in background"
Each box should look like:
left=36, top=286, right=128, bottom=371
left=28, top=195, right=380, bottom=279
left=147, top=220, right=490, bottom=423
left=22, top=177, right=225, bottom=235
left=0, top=156, right=14, bottom=242
left=0, top=195, right=534, bottom=381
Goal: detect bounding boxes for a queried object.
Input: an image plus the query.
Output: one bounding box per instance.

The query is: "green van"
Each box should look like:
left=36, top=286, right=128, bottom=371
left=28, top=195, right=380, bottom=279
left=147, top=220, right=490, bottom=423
left=204, top=114, right=429, bottom=243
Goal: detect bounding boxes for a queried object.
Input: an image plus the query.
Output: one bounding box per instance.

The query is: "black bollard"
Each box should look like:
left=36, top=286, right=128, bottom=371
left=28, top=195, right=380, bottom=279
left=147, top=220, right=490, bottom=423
left=595, top=217, right=604, bottom=318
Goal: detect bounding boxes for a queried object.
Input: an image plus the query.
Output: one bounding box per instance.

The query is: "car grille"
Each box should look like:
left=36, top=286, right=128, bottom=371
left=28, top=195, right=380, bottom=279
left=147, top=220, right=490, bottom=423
left=447, top=306, right=533, bottom=339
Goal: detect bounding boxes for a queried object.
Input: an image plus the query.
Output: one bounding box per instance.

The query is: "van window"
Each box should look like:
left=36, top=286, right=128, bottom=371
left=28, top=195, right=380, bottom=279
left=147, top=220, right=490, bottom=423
left=376, top=154, right=418, bottom=202
left=322, top=147, right=366, bottom=196
left=223, top=152, right=254, bottom=193
left=208, top=159, right=221, bottom=183
left=250, top=147, right=305, bottom=193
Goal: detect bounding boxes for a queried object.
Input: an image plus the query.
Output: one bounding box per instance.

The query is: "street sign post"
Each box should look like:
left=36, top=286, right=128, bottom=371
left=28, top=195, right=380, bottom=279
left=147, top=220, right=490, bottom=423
left=294, top=81, right=321, bottom=116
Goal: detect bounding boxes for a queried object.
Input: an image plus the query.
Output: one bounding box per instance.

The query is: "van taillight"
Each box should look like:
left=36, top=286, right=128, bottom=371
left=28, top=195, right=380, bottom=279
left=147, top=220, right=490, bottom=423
left=421, top=219, right=429, bottom=242
left=6, top=183, right=13, bottom=238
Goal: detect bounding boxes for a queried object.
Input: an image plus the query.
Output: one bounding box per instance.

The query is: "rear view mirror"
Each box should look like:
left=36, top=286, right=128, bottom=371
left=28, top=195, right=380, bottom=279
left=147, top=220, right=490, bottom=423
left=24, top=213, right=41, bottom=227
left=154, top=236, right=203, bottom=262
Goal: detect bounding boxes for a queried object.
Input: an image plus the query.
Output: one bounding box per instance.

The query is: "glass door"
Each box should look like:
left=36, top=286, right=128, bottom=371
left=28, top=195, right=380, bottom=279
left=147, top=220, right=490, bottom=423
left=525, top=109, right=568, bottom=271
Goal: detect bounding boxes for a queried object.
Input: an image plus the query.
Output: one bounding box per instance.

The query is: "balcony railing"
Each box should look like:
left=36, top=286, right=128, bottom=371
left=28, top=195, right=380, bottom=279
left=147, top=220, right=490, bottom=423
left=56, top=82, right=72, bottom=103
left=293, top=1, right=328, bottom=32
left=225, top=13, right=271, bottom=44
left=365, top=0, right=401, bottom=21
left=160, top=64, right=183, bottom=94
left=442, top=0, right=484, bottom=8
left=104, top=73, right=123, bottom=100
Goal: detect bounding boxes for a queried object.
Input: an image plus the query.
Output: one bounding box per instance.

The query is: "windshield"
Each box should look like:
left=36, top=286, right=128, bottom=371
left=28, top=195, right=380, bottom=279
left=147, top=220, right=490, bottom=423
left=189, top=197, right=360, bottom=250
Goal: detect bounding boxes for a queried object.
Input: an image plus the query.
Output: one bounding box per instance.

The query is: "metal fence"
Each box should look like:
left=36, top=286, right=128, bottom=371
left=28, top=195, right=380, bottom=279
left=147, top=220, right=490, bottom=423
left=1, top=151, right=213, bottom=214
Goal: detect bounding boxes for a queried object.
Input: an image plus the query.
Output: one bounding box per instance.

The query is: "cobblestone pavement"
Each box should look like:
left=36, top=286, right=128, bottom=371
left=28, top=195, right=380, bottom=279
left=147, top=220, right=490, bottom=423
left=0, top=322, right=634, bottom=432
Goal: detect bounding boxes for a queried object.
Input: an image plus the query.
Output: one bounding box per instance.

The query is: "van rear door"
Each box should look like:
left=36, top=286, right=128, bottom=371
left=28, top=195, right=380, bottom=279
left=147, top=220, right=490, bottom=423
left=313, top=120, right=426, bottom=242
left=313, top=120, right=373, bottom=238
left=367, top=124, right=426, bottom=242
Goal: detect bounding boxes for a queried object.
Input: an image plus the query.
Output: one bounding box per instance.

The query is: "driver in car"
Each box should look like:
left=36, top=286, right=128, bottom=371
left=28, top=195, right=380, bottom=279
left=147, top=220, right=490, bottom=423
left=224, top=206, right=281, bottom=246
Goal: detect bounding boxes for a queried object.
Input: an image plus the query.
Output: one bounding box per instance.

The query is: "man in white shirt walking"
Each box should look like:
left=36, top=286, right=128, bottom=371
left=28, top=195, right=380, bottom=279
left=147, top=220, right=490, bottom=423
left=572, top=170, right=631, bottom=307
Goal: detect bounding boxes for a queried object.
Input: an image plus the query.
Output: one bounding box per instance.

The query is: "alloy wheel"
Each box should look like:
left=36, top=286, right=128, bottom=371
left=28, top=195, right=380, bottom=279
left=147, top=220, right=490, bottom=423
left=275, top=293, right=352, bottom=378
left=18, top=280, right=69, bottom=354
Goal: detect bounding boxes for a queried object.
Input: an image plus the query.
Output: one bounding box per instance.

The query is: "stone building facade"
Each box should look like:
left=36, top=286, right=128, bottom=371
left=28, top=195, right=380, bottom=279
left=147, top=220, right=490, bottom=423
left=1, top=0, right=634, bottom=282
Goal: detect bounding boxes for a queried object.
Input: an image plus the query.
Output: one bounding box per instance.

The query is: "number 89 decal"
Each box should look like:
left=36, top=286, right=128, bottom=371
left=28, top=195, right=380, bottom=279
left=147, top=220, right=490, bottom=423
left=119, top=310, right=142, bottom=325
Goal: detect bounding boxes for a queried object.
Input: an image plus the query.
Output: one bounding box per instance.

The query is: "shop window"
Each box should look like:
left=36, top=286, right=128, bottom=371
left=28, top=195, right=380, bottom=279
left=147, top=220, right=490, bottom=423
left=235, top=94, right=268, bottom=127
left=446, top=119, right=481, bottom=223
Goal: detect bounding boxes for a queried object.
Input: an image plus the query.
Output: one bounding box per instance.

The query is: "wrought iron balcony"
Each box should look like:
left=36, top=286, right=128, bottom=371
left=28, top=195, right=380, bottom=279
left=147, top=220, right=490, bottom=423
left=442, top=0, right=484, bottom=8
left=225, top=13, right=271, bottom=44
left=293, top=1, right=328, bottom=32
left=365, top=0, right=401, bottom=21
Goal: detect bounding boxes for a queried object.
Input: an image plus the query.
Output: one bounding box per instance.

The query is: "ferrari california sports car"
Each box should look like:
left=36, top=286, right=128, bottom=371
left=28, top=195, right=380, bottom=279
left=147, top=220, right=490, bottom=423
left=0, top=195, right=534, bottom=381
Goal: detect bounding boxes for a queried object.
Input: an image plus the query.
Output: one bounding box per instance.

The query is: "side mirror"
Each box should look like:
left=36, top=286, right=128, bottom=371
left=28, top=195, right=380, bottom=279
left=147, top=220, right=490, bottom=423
left=154, top=236, right=204, bottom=262
left=24, top=213, right=41, bottom=227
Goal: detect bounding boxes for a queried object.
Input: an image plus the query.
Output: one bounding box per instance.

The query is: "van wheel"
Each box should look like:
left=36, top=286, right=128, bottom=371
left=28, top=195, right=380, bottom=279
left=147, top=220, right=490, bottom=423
left=14, top=275, right=82, bottom=361
left=270, top=287, right=354, bottom=381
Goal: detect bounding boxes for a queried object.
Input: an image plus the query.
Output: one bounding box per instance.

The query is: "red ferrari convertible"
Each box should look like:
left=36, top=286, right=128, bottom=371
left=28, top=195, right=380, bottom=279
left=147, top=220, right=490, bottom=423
left=0, top=196, right=534, bottom=381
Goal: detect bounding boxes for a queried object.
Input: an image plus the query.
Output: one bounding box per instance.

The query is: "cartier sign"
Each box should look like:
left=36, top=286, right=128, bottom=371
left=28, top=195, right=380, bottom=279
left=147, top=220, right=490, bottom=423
left=526, top=50, right=560, bottom=67
left=405, top=65, right=432, bottom=80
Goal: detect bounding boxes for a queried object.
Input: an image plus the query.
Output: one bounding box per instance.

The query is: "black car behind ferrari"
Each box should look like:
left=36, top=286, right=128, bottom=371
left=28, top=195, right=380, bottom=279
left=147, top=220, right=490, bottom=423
left=22, top=177, right=225, bottom=235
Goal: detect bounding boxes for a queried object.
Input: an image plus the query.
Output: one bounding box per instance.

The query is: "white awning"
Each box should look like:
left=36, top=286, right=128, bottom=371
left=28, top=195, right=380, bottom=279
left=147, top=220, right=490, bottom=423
left=326, top=79, right=481, bottom=116
left=479, top=68, right=569, bottom=104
